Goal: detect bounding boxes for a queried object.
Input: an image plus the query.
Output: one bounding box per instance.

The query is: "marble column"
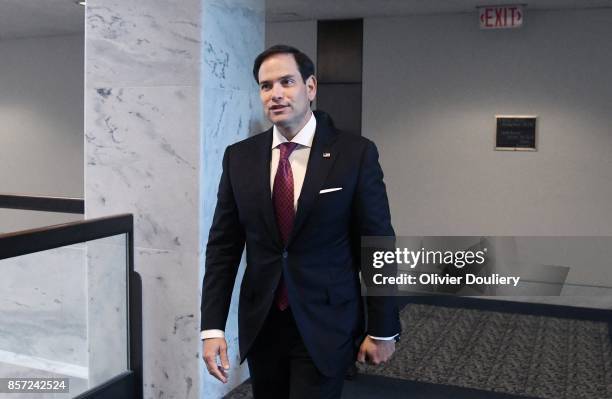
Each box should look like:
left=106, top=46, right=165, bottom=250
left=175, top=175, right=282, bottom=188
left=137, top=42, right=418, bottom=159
left=199, top=0, right=266, bottom=398
left=85, top=0, right=265, bottom=398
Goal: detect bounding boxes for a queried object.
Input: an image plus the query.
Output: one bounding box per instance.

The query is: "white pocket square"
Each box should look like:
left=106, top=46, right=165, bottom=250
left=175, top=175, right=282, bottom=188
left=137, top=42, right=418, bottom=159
left=319, top=187, right=342, bottom=194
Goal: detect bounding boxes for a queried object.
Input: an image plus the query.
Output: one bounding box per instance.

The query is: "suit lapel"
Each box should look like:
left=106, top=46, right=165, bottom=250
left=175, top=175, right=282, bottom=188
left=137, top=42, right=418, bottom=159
left=288, top=115, right=338, bottom=247
left=255, top=128, right=283, bottom=248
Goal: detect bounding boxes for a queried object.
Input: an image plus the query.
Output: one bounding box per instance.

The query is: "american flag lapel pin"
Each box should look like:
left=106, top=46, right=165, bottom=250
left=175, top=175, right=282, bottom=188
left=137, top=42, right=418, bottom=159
left=323, top=152, right=331, bottom=158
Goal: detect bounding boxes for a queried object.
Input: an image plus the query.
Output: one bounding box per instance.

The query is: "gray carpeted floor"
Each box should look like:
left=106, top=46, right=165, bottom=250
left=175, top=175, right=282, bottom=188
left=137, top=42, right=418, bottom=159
left=224, top=304, right=612, bottom=399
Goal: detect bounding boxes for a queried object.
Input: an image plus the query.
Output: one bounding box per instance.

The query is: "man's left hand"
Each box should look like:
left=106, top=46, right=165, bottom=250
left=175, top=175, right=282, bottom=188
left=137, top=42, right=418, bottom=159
left=357, top=336, right=395, bottom=365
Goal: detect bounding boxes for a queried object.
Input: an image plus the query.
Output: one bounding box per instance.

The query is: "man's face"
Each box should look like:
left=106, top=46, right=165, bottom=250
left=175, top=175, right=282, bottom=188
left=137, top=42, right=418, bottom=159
left=257, top=53, right=316, bottom=132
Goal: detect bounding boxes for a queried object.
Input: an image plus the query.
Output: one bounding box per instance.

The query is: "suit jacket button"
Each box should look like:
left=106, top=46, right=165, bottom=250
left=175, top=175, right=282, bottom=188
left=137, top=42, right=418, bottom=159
left=282, top=251, right=288, bottom=259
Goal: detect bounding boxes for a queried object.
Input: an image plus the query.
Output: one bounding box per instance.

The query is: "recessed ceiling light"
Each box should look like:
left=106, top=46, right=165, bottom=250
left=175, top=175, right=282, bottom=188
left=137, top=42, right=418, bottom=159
left=77, top=1, right=86, bottom=5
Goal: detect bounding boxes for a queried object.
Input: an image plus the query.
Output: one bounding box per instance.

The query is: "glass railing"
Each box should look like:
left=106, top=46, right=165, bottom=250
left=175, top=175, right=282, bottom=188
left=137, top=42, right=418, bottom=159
left=0, top=214, right=141, bottom=399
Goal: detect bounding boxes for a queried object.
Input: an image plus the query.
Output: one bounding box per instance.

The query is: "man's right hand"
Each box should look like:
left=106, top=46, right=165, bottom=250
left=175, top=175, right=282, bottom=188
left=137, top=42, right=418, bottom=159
left=202, top=338, right=230, bottom=383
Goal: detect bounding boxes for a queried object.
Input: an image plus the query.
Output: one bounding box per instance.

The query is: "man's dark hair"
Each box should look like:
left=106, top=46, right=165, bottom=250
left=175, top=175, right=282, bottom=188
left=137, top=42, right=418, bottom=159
left=252, top=44, right=315, bottom=83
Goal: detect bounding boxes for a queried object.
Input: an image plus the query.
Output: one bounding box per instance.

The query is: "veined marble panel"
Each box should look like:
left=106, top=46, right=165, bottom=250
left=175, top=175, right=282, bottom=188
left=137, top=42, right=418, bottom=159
left=198, top=88, right=265, bottom=399
left=86, top=85, right=199, bottom=252
left=0, top=246, right=87, bottom=366
left=84, top=1, right=265, bottom=398
left=200, top=87, right=266, bottom=246
left=86, top=235, right=129, bottom=387
left=86, top=0, right=201, bottom=87
left=0, top=350, right=88, bottom=379
left=199, top=1, right=265, bottom=396
left=199, top=255, right=249, bottom=399
left=202, top=0, right=265, bottom=91
left=136, top=247, right=200, bottom=399
left=0, top=361, right=88, bottom=399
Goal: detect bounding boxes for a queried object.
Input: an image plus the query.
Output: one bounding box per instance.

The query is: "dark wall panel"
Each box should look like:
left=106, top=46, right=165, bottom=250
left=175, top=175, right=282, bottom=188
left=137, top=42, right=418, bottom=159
left=316, top=84, right=362, bottom=136
left=317, top=20, right=363, bottom=83
left=317, top=19, right=363, bottom=135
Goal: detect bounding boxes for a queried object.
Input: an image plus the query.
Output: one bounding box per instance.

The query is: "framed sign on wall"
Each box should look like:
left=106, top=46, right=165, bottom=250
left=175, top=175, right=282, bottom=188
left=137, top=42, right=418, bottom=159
left=495, top=115, right=537, bottom=151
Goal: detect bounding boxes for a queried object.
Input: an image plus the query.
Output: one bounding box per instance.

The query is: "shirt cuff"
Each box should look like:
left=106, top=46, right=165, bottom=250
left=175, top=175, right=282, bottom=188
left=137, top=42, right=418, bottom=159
left=368, top=333, right=399, bottom=341
left=201, top=329, right=225, bottom=340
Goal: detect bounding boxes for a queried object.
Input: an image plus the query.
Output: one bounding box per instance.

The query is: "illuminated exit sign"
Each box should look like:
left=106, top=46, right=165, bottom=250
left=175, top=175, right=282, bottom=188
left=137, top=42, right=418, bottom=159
left=479, top=5, right=524, bottom=29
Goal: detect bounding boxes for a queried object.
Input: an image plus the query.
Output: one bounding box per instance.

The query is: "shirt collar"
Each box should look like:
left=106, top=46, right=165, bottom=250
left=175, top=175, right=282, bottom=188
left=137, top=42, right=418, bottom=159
left=271, top=112, right=317, bottom=149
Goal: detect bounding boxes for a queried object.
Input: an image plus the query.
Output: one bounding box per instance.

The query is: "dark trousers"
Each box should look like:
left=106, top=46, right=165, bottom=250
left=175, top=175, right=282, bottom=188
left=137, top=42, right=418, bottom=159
left=247, top=306, right=346, bottom=399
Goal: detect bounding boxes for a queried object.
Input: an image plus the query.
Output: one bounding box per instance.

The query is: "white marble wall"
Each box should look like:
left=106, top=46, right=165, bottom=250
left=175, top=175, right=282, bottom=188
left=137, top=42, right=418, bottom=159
left=86, top=1, right=201, bottom=398
left=85, top=0, right=265, bottom=398
left=0, top=246, right=87, bottom=367
left=0, top=245, right=89, bottom=399
left=200, top=1, right=265, bottom=397
left=86, top=235, right=129, bottom=387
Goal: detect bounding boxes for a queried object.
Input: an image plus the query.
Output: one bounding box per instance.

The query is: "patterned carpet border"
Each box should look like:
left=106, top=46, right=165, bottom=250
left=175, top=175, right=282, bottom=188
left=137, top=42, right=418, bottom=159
left=224, top=298, right=612, bottom=399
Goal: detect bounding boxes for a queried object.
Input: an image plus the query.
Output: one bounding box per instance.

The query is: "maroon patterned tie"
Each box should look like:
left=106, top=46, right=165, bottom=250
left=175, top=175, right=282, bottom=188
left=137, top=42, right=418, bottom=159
left=273, top=142, right=299, bottom=310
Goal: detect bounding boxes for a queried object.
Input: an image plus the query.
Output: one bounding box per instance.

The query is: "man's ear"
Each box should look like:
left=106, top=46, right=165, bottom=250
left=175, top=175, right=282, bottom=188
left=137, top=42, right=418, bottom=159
left=306, top=75, right=317, bottom=101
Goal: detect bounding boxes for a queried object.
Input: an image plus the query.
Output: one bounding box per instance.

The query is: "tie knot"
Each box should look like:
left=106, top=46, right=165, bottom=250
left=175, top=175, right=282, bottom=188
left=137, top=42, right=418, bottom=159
left=279, top=142, right=299, bottom=160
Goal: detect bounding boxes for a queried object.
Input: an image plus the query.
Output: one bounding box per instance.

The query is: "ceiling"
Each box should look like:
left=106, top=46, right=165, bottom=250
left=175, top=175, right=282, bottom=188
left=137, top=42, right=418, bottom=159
left=1, top=0, right=611, bottom=39
left=268, top=0, right=612, bottom=22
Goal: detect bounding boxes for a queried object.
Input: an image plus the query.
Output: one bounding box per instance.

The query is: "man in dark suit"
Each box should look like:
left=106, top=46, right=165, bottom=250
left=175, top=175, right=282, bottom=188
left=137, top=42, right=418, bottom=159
left=201, top=44, right=400, bottom=399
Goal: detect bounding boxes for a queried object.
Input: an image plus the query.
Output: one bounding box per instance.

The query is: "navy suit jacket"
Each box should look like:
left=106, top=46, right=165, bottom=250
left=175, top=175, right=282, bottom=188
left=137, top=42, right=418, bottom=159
left=200, top=111, right=400, bottom=377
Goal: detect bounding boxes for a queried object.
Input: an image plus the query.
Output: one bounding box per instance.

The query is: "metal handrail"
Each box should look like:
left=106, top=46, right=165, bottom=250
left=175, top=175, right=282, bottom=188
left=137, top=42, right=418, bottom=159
left=0, top=193, right=84, bottom=214
left=0, top=214, right=128, bottom=259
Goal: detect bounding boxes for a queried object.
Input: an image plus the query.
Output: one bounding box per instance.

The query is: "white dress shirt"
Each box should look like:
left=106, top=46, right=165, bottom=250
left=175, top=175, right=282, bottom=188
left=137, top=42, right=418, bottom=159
left=201, top=112, right=396, bottom=341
